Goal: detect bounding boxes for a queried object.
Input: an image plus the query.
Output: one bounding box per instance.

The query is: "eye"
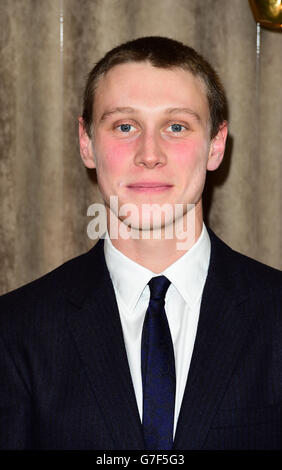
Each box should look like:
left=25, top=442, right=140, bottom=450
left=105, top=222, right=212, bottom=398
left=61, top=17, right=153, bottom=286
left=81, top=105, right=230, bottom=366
left=117, top=123, right=137, bottom=133
left=167, top=123, right=186, bottom=133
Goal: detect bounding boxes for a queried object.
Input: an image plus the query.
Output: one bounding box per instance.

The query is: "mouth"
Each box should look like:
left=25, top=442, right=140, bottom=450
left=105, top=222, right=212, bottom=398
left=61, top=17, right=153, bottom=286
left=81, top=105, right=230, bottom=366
left=126, top=182, right=173, bottom=193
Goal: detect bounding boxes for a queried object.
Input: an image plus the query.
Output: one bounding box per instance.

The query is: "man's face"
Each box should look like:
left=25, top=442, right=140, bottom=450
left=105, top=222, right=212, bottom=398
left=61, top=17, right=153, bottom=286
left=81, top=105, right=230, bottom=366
left=80, top=62, right=227, bottom=231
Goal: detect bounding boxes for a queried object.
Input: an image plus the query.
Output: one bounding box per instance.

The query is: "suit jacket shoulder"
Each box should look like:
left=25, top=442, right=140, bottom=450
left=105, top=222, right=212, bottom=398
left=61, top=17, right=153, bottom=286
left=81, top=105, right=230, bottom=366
left=0, top=239, right=108, bottom=319
left=207, top=228, right=282, bottom=292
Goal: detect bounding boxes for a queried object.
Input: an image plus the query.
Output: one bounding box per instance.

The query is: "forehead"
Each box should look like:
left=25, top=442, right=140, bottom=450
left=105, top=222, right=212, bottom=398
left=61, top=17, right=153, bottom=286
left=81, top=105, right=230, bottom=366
left=93, top=62, right=209, bottom=122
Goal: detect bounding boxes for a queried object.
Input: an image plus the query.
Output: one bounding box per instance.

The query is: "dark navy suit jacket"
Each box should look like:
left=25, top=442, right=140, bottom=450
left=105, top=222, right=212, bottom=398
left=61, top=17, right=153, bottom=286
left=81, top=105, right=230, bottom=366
left=1, top=229, right=282, bottom=449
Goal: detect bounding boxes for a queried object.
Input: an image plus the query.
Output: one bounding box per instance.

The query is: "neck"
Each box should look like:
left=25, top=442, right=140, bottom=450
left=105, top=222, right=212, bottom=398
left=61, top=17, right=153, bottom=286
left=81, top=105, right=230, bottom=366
left=107, top=201, right=204, bottom=273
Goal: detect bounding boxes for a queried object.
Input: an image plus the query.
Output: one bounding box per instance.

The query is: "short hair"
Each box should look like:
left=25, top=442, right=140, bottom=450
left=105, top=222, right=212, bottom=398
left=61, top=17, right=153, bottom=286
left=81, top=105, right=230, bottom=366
left=82, top=36, right=227, bottom=139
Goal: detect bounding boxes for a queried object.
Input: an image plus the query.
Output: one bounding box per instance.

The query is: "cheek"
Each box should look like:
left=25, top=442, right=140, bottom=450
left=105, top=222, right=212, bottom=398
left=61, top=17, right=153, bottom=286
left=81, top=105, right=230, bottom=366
left=95, top=138, right=131, bottom=175
left=169, top=139, right=209, bottom=171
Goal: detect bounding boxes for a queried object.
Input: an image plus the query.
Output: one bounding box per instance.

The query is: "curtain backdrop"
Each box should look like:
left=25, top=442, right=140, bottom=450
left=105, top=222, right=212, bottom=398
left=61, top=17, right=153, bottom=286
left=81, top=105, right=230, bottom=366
left=0, top=0, right=282, bottom=294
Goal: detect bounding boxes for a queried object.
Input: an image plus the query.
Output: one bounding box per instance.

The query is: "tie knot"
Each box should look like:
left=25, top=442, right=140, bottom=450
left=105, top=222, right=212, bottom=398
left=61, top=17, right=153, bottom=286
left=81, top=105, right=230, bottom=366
left=148, top=276, right=171, bottom=301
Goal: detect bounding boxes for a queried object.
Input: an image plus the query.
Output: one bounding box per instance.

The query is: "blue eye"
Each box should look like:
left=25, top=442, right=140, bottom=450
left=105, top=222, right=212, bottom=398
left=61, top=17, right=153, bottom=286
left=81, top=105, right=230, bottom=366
left=169, top=124, right=185, bottom=133
left=119, top=124, right=133, bottom=132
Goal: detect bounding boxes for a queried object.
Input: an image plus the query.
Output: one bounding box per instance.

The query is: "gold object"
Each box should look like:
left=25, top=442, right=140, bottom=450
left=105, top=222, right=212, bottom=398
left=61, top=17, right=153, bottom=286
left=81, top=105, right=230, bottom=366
left=249, top=0, right=282, bottom=30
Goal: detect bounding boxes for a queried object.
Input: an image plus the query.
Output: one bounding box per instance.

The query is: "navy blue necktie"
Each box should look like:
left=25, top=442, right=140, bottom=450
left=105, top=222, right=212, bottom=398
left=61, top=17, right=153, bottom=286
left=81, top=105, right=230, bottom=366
left=141, top=276, right=176, bottom=450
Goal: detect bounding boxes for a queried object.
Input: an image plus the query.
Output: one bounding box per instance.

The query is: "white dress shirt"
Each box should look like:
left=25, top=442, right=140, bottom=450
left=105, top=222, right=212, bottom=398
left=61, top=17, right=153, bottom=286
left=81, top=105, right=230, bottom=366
left=104, top=224, right=211, bottom=436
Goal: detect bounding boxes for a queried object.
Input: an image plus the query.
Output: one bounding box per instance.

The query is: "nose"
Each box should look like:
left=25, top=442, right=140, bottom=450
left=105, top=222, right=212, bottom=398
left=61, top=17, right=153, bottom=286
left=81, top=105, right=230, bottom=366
left=134, top=130, right=167, bottom=169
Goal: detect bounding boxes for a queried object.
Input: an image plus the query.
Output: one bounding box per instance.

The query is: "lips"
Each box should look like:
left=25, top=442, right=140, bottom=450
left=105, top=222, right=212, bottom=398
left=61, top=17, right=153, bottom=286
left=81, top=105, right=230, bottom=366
left=126, top=182, right=173, bottom=192
left=127, top=182, right=173, bottom=188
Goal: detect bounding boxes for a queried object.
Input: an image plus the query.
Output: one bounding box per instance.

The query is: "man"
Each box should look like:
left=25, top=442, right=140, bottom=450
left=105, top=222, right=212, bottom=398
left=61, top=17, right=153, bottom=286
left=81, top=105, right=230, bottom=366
left=0, top=36, right=282, bottom=450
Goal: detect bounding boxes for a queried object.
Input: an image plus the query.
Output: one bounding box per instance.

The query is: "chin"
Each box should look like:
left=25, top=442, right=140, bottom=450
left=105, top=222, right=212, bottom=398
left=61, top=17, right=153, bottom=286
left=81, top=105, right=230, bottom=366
left=120, top=213, right=177, bottom=235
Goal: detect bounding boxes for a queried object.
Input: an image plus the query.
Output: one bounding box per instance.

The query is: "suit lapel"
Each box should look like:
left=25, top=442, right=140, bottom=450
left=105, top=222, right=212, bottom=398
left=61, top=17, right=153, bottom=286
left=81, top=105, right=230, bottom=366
left=173, top=230, right=254, bottom=450
left=65, top=240, right=144, bottom=450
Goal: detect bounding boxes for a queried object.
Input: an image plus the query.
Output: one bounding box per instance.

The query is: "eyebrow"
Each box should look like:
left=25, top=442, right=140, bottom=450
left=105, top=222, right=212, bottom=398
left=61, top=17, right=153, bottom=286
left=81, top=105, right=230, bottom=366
left=100, top=107, right=136, bottom=121
left=166, top=107, right=201, bottom=122
left=100, top=106, right=202, bottom=122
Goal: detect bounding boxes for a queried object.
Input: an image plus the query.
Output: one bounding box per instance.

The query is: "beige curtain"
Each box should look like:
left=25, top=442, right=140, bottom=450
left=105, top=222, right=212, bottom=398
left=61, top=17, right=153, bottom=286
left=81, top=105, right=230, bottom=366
left=0, top=0, right=282, bottom=295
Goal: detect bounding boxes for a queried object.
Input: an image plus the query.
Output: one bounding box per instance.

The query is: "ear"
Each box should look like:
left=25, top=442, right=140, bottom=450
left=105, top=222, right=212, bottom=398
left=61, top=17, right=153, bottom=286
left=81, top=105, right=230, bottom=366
left=207, top=121, right=228, bottom=171
left=78, top=117, right=96, bottom=169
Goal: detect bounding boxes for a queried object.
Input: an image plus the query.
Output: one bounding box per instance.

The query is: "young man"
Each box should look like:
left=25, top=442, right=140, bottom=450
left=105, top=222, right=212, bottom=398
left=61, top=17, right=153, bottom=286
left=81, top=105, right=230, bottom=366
left=1, top=37, right=282, bottom=450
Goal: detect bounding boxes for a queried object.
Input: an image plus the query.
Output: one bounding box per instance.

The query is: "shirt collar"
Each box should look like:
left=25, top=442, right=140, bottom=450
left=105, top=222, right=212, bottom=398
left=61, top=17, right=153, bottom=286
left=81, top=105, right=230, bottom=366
left=163, top=224, right=211, bottom=305
left=104, top=224, right=211, bottom=312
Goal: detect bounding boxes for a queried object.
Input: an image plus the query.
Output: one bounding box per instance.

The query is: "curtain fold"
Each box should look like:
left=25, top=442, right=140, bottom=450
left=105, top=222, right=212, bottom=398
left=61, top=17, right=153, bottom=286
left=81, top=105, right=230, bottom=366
left=0, top=0, right=281, bottom=294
